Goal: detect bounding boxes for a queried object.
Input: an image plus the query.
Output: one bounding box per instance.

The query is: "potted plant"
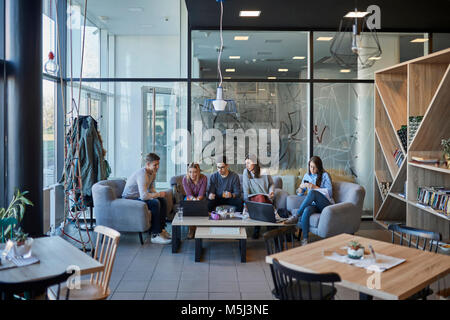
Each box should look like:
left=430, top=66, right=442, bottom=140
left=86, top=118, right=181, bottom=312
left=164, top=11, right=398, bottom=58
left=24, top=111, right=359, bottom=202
left=12, top=227, right=33, bottom=258
left=442, top=138, right=450, bottom=169
left=347, top=240, right=364, bottom=259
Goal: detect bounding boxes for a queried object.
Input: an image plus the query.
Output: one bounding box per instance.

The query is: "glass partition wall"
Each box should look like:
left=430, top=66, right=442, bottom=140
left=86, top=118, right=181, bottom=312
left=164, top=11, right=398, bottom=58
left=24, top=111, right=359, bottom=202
left=46, top=0, right=450, bottom=217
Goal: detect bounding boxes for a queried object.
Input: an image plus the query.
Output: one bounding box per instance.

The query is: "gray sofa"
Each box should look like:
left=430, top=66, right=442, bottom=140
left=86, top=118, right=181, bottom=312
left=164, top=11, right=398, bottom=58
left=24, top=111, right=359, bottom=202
left=92, top=179, right=173, bottom=244
left=168, top=173, right=289, bottom=215
left=286, top=181, right=365, bottom=238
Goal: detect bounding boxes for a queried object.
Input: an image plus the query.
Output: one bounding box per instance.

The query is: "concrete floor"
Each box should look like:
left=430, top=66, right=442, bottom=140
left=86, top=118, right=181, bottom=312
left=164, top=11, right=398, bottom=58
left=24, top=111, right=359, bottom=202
left=65, top=221, right=449, bottom=300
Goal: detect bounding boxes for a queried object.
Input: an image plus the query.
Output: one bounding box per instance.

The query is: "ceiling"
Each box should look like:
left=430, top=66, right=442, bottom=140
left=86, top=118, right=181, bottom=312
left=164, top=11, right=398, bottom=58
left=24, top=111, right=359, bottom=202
left=73, top=0, right=181, bottom=35
left=185, top=0, right=450, bottom=32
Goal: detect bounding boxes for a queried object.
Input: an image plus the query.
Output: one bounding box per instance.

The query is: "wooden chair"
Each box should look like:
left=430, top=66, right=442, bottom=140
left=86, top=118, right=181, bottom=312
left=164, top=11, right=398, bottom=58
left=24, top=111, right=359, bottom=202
left=0, top=270, right=75, bottom=300
left=48, top=225, right=120, bottom=300
left=263, top=226, right=298, bottom=299
left=0, top=217, right=18, bottom=243
left=271, top=258, right=341, bottom=300
left=388, top=223, right=441, bottom=299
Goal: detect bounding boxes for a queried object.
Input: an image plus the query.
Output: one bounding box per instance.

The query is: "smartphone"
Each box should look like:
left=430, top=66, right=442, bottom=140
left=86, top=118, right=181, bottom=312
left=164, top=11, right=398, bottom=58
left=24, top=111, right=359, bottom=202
left=303, top=180, right=310, bottom=184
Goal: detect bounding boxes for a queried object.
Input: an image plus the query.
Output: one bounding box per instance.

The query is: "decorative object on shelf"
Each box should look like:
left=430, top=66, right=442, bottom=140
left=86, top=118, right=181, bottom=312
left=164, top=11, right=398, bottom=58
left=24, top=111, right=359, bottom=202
left=347, top=240, right=364, bottom=259
left=417, top=186, right=450, bottom=217
left=397, top=125, right=408, bottom=152
left=330, top=7, right=382, bottom=69
left=408, top=116, right=423, bottom=146
left=393, top=148, right=404, bottom=167
left=202, top=0, right=237, bottom=114
left=379, top=181, right=391, bottom=198
left=441, top=138, right=450, bottom=169
left=0, top=190, right=33, bottom=238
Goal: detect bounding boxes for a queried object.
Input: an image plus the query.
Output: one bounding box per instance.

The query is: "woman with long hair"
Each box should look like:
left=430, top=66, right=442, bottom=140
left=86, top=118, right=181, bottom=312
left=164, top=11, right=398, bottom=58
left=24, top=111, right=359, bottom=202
left=243, top=154, right=275, bottom=239
left=284, top=156, right=334, bottom=245
left=182, top=162, right=207, bottom=238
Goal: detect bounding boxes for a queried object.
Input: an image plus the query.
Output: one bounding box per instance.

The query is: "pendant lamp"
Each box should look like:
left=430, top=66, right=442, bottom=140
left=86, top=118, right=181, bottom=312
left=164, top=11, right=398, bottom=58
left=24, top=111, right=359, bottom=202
left=202, top=0, right=237, bottom=114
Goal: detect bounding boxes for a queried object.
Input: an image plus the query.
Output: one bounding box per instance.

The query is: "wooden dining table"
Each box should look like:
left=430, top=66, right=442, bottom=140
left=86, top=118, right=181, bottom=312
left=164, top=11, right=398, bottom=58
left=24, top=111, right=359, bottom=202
left=265, top=233, right=450, bottom=300
left=0, top=236, right=104, bottom=283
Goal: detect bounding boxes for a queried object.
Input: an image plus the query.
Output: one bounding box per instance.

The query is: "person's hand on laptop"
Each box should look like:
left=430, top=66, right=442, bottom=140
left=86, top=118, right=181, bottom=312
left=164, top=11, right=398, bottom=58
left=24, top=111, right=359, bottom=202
left=209, top=193, right=216, bottom=200
left=268, top=191, right=274, bottom=200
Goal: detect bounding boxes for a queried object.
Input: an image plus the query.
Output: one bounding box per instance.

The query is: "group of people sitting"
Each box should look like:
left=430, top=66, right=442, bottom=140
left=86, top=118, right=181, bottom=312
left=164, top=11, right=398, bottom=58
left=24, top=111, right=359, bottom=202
left=122, top=153, right=335, bottom=246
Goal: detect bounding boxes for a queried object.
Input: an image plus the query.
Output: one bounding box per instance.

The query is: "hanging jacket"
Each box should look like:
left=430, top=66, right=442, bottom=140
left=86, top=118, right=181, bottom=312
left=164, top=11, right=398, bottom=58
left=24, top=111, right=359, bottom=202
left=61, top=116, right=111, bottom=201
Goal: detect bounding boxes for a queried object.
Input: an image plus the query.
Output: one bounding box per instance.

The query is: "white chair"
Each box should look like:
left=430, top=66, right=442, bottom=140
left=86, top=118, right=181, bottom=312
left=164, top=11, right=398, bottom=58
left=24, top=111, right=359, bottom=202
left=48, top=225, right=120, bottom=300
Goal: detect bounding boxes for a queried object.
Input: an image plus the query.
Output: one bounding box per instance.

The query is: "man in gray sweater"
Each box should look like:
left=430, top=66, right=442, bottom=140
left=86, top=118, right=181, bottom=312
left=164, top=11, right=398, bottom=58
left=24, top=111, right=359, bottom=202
left=207, top=156, right=243, bottom=212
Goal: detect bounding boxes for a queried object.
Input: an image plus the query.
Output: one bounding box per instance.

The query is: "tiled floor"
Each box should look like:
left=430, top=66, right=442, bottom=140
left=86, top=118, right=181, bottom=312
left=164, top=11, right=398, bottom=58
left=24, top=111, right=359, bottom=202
left=71, top=221, right=448, bottom=300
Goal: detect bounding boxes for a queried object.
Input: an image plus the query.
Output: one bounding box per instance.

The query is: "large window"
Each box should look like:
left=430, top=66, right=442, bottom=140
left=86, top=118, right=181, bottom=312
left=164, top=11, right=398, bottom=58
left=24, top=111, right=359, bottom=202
left=42, top=0, right=58, bottom=187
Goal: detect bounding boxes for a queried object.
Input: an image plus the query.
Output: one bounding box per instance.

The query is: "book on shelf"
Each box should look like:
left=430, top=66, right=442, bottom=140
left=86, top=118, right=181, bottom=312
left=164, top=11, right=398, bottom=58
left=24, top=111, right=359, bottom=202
left=397, top=125, right=408, bottom=152
left=411, top=156, right=440, bottom=165
left=393, top=148, right=404, bottom=167
left=417, top=186, right=450, bottom=216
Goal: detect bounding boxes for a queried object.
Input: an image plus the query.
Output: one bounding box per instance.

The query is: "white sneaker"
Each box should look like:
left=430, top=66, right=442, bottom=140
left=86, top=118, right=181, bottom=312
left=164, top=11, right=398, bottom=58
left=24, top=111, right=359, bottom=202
left=301, top=239, right=308, bottom=246
left=151, top=234, right=171, bottom=244
left=161, top=229, right=172, bottom=239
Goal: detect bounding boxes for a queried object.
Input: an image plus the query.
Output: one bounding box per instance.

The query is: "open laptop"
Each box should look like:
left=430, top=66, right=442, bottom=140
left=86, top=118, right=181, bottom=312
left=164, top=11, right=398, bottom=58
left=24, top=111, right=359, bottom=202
left=180, top=199, right=209, bottom=216
left=247, top=201, right=285, bottom=223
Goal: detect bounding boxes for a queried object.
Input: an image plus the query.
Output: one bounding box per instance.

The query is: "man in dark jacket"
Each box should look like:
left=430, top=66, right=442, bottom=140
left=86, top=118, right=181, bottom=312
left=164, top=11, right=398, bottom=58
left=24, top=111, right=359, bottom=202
left=207, top=156, right=243, bottom=212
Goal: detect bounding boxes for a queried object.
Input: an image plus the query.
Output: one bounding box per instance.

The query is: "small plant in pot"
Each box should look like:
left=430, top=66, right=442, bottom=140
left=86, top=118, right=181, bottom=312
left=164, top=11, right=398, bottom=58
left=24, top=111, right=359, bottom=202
left=12, top=227, right=33, bottom=258
left=347, top=240, right=364, bottom=259
left=442, top=138, right=450, bottom=169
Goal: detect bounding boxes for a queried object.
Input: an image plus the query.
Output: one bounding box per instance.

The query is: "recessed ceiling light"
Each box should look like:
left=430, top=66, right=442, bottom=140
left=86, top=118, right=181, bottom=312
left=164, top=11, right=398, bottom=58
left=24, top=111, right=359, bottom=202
left=258, top=88, right=266, bottom=91
left=293, top=56, right=305, bottom=60
left=270, top=93, right=276, bottom=97
left=317, top=37, right=333, bottom=41
left=278, top=68, right=288, bottom=72
left=267, top=76, right=277, bottom=80
left=234, top=36, right=249, bottom=41
left=225, top=68, right=235, bottom=72
left=340, top=69, right=351, bottom=73
left=224, top=77, right=232, bottom=79
left=229, top=56, right=240, bottom=59
left=369, top=56, right=382, bottom=60
left=410, top=38, right=429, bottom=43
left=344, top=11, right=369, bottom=18
left=128, top=7, right=144, bottom=12
left=239, top=11, right=261, bottom=17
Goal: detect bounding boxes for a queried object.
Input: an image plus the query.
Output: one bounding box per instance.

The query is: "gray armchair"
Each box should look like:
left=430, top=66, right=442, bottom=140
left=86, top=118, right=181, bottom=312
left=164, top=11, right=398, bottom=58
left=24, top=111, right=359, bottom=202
left=286, top=181, right=365, bottom=238
left=92, top=179, right=173, bottom=245
left=168, top=174, right=289, bottom=216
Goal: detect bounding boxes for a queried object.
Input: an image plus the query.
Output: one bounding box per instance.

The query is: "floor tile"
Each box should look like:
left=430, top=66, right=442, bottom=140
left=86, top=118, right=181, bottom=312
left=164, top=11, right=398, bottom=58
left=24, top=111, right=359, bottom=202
left=177, top=292, right=209, bottom=300
left=148, top=279, right=179, bottom=292
left=241, top=292, right=274, bottom=300
left=209, top=281, right=239, bottom=293
left=152, top=271, right=181, bottom=281
left=209, top=292, right=241, bottom=300
left=178, top=279, right=209, bottom=292
left=144, top=291, right=177, bottom=300
left=116, top=280, right=150, bottom=292
left=121, top=270, right=153, bottom=281
left=110, top=292, right=145, bottom=300
left=238, top=281, right=270, bottom=293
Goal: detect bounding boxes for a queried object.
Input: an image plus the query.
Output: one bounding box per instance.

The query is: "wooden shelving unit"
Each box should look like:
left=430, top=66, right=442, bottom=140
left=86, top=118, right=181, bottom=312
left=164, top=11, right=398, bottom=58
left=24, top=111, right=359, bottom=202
left=374, top=48, right=450, bottom=240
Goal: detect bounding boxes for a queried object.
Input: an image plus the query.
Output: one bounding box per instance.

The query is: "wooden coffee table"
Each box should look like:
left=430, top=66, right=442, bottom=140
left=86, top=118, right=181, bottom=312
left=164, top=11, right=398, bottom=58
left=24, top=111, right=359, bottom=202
left=171, top=213, right=292, bottom=262
left=195, top=227, right=247, bottom=262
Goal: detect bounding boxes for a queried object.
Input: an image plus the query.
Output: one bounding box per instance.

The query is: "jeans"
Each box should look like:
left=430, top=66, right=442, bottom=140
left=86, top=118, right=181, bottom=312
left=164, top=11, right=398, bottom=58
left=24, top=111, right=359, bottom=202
left=208, top=196, right=244, bottom=212
left=293, top=190, right=331, bottom=239
left=140, top=197, right=167, bottom=235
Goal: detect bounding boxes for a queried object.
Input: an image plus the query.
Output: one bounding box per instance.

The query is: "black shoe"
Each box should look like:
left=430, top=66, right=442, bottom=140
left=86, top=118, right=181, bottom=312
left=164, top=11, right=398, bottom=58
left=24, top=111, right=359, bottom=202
left=252, top=230, right=260, bottom=239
